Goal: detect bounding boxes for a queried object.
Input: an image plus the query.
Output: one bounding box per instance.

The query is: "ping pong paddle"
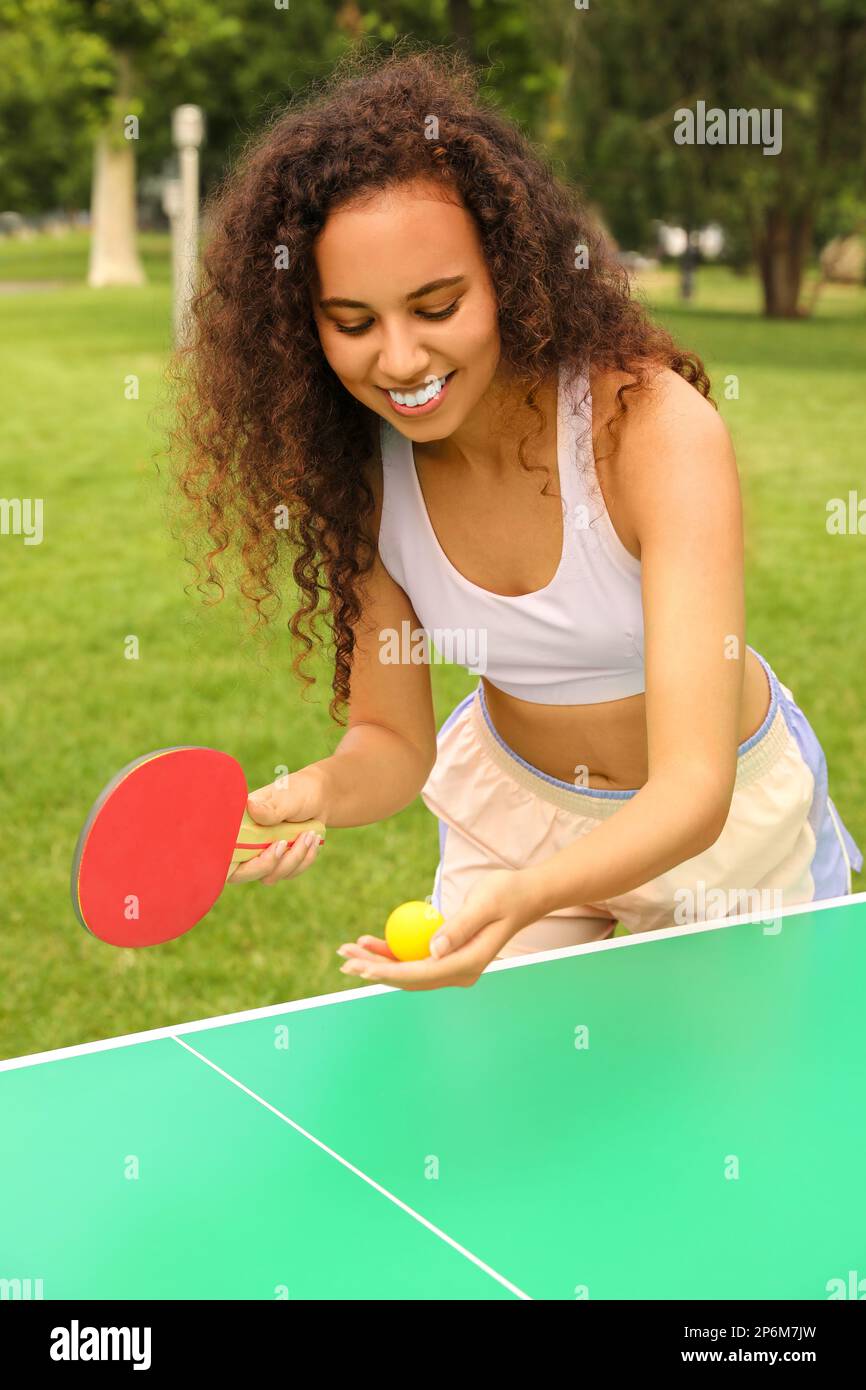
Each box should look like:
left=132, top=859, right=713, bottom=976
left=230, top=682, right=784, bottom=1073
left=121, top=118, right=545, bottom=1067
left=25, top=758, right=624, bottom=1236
left=71, top=746, right=325, bottom=948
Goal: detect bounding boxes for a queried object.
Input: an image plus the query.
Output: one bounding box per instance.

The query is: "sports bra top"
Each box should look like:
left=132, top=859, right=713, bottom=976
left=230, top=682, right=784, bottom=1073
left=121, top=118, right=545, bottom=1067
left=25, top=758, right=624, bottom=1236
left=376, top=361, right=645, bottom=704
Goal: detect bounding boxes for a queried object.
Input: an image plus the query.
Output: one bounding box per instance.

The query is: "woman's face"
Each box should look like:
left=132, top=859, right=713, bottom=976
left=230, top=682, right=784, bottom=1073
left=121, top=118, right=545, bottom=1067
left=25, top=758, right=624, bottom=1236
left=310, top=179, right=501, bottom=438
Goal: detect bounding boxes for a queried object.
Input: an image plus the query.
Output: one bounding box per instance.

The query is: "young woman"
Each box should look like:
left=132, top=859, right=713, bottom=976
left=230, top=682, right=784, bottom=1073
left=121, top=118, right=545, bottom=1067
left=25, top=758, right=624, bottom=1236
left=171, top=48, right=862, bottom=990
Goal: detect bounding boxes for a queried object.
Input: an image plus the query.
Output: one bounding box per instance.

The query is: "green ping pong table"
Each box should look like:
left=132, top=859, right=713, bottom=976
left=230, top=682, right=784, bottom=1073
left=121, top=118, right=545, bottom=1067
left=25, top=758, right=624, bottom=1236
left=1, top=894, right=864, bottom=1301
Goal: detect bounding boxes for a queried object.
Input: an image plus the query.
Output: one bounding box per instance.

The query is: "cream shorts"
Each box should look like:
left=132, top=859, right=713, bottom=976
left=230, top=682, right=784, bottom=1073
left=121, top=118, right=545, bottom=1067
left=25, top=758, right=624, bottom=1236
left=421, top=648, right=863, bottom=958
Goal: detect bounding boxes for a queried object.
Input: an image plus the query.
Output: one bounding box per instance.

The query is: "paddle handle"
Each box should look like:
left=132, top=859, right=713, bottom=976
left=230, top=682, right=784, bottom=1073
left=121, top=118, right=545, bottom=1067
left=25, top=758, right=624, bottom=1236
left=230, top=812, right=326, bottom=865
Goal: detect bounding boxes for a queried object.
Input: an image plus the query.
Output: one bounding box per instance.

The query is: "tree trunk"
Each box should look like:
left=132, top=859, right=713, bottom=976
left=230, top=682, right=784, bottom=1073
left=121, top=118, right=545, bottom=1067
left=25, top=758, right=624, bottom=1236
left=753, top=205, right=813, bottom=318
left=88, top=51, right=146, bottom=289
left=448, top=0, right=473, bottom=54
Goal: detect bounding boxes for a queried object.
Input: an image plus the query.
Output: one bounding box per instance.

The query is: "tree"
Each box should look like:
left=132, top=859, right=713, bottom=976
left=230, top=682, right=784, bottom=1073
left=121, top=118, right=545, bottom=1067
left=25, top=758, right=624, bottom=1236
left=552, top=0, right=866, bottom=317
left=0, top=0, right=339, bottom=282
left=77, top=0, right=246, bottom=288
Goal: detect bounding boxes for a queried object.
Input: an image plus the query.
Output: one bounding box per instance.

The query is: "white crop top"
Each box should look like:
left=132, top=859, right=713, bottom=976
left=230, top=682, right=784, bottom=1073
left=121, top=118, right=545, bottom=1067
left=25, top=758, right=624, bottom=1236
left=376, top=361, right=645, bottom=705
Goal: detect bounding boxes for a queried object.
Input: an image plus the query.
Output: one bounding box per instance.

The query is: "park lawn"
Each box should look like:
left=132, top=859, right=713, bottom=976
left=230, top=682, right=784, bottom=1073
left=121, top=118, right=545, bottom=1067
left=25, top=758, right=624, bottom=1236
left=1, top=237, right=863, bottom=1061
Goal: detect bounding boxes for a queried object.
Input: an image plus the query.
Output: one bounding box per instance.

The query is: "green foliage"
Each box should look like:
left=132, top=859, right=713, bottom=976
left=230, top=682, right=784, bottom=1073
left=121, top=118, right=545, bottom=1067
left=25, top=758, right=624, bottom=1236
left=0, top=0, right=115, bottom=207
left=0, top=0, right=341, bottom=209
left=2, top=0, right=864, bottom=260
left=566, top=0, right=866, bottom=252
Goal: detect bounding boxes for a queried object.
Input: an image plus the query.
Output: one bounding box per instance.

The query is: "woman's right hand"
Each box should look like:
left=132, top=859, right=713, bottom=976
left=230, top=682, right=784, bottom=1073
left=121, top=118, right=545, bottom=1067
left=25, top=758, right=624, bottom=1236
left=226, top=766, right=329, bottom=887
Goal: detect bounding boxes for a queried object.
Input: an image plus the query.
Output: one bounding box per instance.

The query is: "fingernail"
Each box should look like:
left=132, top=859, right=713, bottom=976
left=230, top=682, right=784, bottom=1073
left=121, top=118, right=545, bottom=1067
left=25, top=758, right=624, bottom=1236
left=430, top=934, right=449, bottom=957
left=304, top=831, right=316, bottom=846
left=273, top=840, right=288, bottom=858
left=336, top=946, right=350, bottom=958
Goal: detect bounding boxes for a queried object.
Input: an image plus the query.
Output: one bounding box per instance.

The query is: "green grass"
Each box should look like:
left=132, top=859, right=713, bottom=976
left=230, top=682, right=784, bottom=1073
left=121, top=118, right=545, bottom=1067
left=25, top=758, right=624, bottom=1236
left=0, top=228, right=172, bottom=286
left=1, top=238, right=863, bottom=1061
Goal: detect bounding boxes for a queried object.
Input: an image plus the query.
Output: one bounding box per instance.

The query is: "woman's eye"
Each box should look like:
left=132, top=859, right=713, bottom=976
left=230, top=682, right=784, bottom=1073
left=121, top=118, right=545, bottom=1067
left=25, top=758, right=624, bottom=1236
left=334, top=300, right=460, bottom=336
left=421, top=300, right=460, bottom=322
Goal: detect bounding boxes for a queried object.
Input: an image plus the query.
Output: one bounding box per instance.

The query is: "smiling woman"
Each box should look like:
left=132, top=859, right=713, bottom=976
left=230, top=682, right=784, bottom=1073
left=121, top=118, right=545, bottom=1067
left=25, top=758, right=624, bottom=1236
left=309, top=185, right=502, bottom=439
left=166, top=42, right=706, bottom=728
left=165, top=42, right=862, bottom=982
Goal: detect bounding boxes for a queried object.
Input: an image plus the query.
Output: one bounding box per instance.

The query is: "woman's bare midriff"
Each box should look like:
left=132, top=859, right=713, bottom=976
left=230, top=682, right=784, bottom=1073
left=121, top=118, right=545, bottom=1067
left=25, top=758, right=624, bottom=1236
left=482, top=647, right=771, bottom=791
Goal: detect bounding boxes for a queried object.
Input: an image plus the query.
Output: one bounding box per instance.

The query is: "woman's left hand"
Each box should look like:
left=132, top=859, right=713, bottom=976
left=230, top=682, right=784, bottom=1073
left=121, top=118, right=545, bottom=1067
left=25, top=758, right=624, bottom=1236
left=336, top=868, right=537, bottom=991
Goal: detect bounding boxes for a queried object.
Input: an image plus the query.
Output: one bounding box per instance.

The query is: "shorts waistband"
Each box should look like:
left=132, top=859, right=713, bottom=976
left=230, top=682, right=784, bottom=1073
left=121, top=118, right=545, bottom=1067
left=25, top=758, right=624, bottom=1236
left=468, top=646, right=792, bottom=820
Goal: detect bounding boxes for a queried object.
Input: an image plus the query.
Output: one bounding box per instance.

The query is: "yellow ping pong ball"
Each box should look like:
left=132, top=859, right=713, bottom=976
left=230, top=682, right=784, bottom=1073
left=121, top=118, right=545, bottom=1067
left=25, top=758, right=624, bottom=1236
left=385, top=901, right=445, bottom=962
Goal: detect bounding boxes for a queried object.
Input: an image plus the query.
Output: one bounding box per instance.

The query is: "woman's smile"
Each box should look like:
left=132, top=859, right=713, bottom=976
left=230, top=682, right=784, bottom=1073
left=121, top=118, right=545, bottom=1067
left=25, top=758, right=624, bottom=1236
left=378, top=369, right=458, bottom=417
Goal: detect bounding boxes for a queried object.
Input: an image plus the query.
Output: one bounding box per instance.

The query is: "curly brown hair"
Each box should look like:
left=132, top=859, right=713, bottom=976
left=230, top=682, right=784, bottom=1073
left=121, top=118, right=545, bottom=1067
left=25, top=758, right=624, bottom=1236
left=166, top=40, right=711, bottom=725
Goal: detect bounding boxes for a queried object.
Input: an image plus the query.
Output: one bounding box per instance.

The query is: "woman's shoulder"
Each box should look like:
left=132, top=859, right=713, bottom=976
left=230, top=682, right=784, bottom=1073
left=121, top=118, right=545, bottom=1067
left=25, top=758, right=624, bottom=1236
left=587, top=362, right=734, bottom=552
left=589, top=362, right=724, bottom=450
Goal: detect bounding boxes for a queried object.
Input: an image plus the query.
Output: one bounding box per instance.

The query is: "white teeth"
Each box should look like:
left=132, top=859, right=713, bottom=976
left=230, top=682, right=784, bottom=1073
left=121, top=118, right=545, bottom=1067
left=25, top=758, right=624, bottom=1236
left=388, top=374, right=448, bottom=407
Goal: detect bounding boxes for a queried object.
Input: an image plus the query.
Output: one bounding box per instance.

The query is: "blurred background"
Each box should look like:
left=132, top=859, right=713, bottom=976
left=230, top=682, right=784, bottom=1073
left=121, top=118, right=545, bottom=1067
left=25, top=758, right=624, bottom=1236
left=1, top=0, right=864, bottom=1060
